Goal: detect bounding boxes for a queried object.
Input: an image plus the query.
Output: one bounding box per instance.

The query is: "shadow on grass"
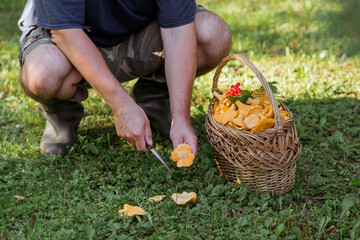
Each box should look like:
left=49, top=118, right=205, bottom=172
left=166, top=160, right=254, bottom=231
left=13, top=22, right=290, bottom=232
left=320, top=0, right=360, bottom=56
left=283, top=97, right=359, bottom=197
left=210, top=0, right=360, bottom=57
left=32, top=96, right=358, bottom=197
left=228, top=10, right=359, bottom=57
left=1, top=96, right=359, bottom=239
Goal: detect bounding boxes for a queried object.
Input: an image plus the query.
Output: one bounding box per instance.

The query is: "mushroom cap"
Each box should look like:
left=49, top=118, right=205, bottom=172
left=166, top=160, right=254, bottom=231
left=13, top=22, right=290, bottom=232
left=251, top=115, right=275, bottom=132
left=171, top=143, right=195, bottom=167
left=213, top=91, right=226, bottom=102
left=280, top=110, right=290, bottom=121
left=149, top=195, right=166, bottom=202
left=220, top=108, right=238, bottom=124
left=232, top=110, right=246, bottom=129
left=171, top=192, right=197, bottom=205
left=264, top=103, right=274, bottom=118
left=235, top=100, right=252, bottom=113
left=244, top=114, right=260, bottom=129
left=119, top=204, right=146, bottom=218
left=248, top=96, right=270, bottom=107
left=245, top=106, right=264, bottom=118
left=176, top=152, right=195, bottom=167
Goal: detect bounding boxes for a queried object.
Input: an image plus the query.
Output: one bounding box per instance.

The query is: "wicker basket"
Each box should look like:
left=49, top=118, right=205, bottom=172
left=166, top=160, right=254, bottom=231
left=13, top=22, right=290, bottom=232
left=205, top=54, right=301, bottom=194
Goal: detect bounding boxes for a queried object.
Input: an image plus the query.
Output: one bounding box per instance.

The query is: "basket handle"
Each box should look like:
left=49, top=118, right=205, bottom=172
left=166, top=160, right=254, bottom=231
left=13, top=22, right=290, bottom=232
left=212, top=54, right=287, bottom=149
left=212, top=54, right=283, bottom=129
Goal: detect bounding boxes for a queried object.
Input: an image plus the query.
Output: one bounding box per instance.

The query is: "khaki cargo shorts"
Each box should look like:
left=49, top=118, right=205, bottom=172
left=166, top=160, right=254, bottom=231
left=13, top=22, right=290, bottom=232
left=18, top=5, right=208, bottom=83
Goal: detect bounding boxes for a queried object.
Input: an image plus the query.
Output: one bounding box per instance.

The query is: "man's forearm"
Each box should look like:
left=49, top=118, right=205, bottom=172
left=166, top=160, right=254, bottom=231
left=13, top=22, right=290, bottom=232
left=161, top=22, right=197, bottom=123
left=50, top=28, right=133, bottom=113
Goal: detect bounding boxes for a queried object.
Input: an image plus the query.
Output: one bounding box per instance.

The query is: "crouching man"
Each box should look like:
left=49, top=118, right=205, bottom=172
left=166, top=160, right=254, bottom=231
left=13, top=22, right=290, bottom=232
left=18, top=0, right=232, bottom=156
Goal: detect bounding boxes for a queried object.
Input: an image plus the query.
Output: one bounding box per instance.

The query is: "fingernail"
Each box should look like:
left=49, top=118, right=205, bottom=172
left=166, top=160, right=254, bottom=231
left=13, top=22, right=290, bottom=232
left=149, top=139, right=153, bottom=145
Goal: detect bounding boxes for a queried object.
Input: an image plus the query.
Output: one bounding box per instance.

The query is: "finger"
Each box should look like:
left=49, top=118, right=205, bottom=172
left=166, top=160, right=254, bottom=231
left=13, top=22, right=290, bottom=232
left=144, top=122, right=153, bottom=147
left=169, top=137, right=181, bottom=160
left=187, top=136, right=198, bottom=156
left=134, top=126, right=148, bottom=152
left=171, top=135, right=183, bottom=150
left=123, top=137, right=137, bottom=150
left=135, top=136, right=147, bottom=152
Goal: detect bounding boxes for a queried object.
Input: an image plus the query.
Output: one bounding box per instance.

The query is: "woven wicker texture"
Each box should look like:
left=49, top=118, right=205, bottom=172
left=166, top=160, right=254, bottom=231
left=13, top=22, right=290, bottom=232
left=205, top=54, right=301, bottom=194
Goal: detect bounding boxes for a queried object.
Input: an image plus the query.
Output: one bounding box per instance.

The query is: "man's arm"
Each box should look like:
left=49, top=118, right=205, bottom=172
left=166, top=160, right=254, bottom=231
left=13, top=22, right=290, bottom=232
left=51, top=28, right=152, bottom=151
left=161, top=22, right=198, bottom=155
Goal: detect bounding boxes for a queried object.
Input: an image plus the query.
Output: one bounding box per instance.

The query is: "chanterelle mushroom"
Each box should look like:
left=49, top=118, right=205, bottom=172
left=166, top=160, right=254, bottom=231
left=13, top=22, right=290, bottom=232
left=171, top=144, right=195, bottom=167
left=171, top=192, right=197, bottom=205
left=149, top=195, right=166, bottom=202
left=118, top=204, right=146, bottom=218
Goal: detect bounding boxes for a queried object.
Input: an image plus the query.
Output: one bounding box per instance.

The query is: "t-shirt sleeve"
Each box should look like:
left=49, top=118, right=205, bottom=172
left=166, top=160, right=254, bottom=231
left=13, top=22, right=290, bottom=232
left=35, top=0, right=85, bottom=30
left=156, top=0, right=196, bottom=28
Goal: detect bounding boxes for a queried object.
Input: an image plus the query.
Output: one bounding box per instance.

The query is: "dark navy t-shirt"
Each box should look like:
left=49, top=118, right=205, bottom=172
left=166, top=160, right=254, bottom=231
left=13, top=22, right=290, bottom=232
left=35, top=0, right=196, bottom=47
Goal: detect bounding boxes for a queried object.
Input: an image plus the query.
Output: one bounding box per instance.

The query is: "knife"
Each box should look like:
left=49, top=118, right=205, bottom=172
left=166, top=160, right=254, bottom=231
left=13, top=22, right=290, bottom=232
left=147, top=145, right=172, bottom=174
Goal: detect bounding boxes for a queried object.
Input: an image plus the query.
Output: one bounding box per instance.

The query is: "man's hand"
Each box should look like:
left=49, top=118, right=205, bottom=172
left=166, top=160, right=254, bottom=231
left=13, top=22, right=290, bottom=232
left=51, top=28, right=152, bottom=151
left=170, top=118, right=198, bottom=156
left=114, top=99, right=152, bottom=151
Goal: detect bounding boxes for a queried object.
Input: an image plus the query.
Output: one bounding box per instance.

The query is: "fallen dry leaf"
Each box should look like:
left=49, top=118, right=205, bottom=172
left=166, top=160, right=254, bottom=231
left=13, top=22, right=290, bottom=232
left=14, top=195, right=25, bottom=200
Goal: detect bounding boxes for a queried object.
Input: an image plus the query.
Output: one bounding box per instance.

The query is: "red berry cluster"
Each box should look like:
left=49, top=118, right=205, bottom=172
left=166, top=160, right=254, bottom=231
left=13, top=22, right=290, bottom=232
left=226, top=82, right=242, bottom=96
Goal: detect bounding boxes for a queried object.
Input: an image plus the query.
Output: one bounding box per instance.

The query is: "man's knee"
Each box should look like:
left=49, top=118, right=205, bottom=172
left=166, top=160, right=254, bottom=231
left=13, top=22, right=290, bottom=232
left=195, top=11, right=232, bottom=73
left=20, top=61, right=56, bottom=103
left=19, top=44, right=80, bottom=103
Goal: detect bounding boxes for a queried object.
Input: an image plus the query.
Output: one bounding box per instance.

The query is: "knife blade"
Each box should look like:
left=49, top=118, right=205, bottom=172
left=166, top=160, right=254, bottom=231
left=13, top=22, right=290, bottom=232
left=147, top=145, right=172, bottom=174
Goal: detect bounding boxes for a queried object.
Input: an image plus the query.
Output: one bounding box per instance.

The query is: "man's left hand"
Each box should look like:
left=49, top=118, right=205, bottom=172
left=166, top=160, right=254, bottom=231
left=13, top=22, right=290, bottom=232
left=170, top=118, right=198, bottom=156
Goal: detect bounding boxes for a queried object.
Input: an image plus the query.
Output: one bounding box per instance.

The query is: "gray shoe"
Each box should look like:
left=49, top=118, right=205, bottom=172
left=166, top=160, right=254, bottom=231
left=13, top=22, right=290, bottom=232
left=38, top=87, right=87, bottom=156
left=132, top=77, right=171, bottom=139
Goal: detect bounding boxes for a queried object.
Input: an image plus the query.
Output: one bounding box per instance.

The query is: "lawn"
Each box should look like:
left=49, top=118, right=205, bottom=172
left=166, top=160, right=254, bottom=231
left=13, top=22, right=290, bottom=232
left=1, top=0, right=359, bottom=239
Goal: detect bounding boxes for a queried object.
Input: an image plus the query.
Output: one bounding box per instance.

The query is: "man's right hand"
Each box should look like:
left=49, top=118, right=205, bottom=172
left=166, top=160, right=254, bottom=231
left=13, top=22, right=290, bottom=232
left=113, top=99, right=153, bottom=152
left=51, top=28, right=152, bottom=151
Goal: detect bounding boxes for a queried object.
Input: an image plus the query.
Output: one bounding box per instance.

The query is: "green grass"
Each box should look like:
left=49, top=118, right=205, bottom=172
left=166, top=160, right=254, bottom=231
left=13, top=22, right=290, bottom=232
left=1, top=0, right=359, bottom=239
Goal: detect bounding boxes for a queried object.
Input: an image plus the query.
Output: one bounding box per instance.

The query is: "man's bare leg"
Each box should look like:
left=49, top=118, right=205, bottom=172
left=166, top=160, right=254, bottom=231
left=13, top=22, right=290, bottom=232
left=133, top=11, right=232, bottom=139
left=20, top=44, right=86, bottom=155
left=195, top=11, right=232, bottom=76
